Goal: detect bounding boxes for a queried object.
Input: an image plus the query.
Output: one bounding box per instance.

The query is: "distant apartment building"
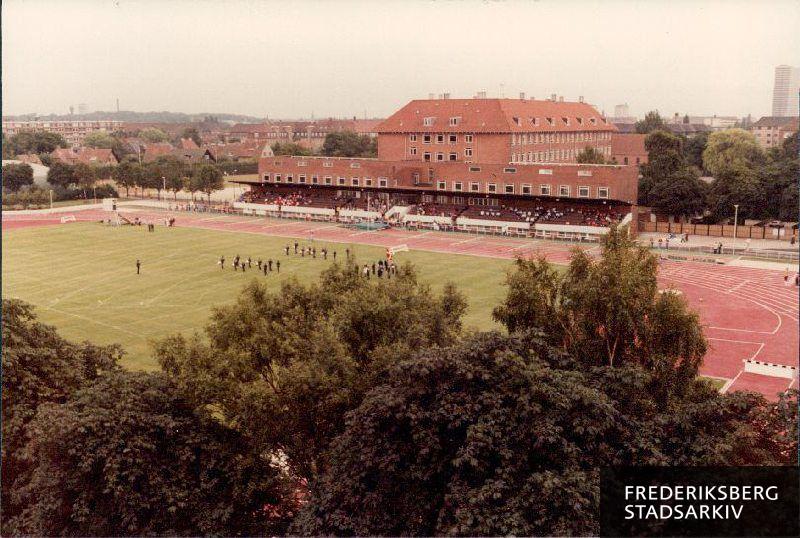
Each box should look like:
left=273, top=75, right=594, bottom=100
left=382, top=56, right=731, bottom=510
left=2, top=120, right=122, bottom=146
left=610, top=103, right=636, bottom=126
left=227, top=118, right=382, bottom=149
left=772, top=65, right=800, bottom=117
left=376, top=95, right=616, bottom=165
left=749, top=116, right=799, bottom=149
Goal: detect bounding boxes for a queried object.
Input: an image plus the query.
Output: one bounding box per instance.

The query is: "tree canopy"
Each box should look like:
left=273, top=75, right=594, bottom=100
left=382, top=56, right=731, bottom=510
left=576, top=145, right=606, bottom=164
left=635, top=111, right=667, bottom=134
left=321, top=131, right=377, bottom=157
left=7, top=131, right=68, bottom=155
left=2, top=163, right=34, bottom=192
left=702, top=129, right=765, bottom=178
left=271, top=141, right=313, bottom=156
left=180, top=127, right=202, bottom=147
left=138, top=127, right=170, bottom=143
left=46, top=161, right=77, bottom=189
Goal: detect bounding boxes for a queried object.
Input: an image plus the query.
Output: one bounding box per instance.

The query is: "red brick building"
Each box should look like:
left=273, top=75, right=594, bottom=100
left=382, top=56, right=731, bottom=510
left=50, top=147, right=119, bottom=166
left=610, top=134, right=648, bottom=166
left=376, top=97, right=616, bottom=165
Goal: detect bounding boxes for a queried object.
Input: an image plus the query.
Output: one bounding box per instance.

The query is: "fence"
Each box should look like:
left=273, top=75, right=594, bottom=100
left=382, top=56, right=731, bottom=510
left=640, top=221, right=795, bottom=241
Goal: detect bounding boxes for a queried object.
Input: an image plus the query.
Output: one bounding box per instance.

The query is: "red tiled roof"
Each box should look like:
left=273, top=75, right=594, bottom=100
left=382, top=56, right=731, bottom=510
left=751, top=116, right=799, bottom=129
left=376, top=98, right=615, bottom=134
left=611, top=134, right=647, bottom=157
left=180, top=137, right=200, bottom=150
left=50, top=147, right=118, bottom=165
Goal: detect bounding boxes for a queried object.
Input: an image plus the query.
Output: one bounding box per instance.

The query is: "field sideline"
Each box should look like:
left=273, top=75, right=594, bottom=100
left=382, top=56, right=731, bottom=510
left=2, top=222, right=513, bottom=370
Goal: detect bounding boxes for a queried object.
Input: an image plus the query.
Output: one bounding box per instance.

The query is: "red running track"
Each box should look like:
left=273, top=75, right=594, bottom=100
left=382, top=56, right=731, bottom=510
left=4, top=209, right=797, bottom=399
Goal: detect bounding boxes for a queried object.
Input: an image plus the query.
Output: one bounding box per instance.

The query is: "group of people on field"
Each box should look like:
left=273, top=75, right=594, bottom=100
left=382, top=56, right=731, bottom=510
left=219, top=254, right=280, bottom=276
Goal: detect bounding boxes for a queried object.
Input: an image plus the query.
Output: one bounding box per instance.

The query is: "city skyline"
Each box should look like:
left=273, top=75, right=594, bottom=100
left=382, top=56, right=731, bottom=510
left=3, top=0, right=799, bottom=120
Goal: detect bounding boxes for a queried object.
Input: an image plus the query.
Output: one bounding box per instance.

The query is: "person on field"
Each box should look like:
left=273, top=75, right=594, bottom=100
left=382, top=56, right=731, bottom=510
left=362, top=265, right=370, bottom=278
left=219, top=256, right=225, bottom=269
left=294, top=242, right=299, bottom=254
left=263, top=263, right=268, bottom=276
left=247, top=257, right=252, bottom=268
left=268, top=259, right=273, bottom=271
left=257, top=259, right=262, bottom=270
left=333, top=250, right=337, bottom=261
left=276, top=260, right=281, bottom=273
left=136, top=259, right=141, bottom=274
left=372, top=262, right=376, bottom=275
left=346, top=248, right=350, bottom=260
left=285, top=245, right=290, bottom=255
left=377, top=266, right=383, bottom=278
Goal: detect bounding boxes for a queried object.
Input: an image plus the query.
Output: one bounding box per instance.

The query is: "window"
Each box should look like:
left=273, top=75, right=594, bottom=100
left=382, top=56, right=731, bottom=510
left=465, top=148, right=473, bottom=157
left=311, top=175, right=319, bottom=184
left=487, top=183, right=497, bottom=193
left=350, top=162, right=360, bottom=168
left=470, top=182, right=479, bottom=192
left=503, top=167, right=516, bottom=173
left=437, top=181, right=446, bottom=190
left=540, top=184, right=551, bottom=196
left=449, top=116, right=461, bottom=126
left=469, top=166, right=481, bottom=172
left=577, top=170, right=592, bottom=177
left=298, top=174, right=307, bottom=183
left=449, top=134, right=457, bottom=143
left=323, top=161, right=333, bottom=167
left=465, top=134, right=473, bottom=143
left=410, top=147, right=417, bottom=155
left=436, top=153, right=444, bottom=161
left=504, top=184, right=514, bottom=194
left=449, top=153, right=457, bottom=161
left=423, top=134, right=431, bottom=144
left=521, top=184, right=532, bottom=195
left=423, top=117, right=435, bottom=126
left=559, top=185, right=570, bottom=196
left=351, top=177, right=359, bottom=186
left=454, top=181, right=463, bottom=191
left=275, top=174, right=282, bottom=182
left=324, top=175, right=332, bottom=185
left=410, top=134, right=417, bottom=142
left=623, top=157, right=629, bottom=165
left=436, top=134, right=444, bottom=144
left=546, top=117, right=554, bottom=126
left=337, top=176, right=346, bottom=185
left=286, top=174, right=294, bottom=183
left=453, top=196, right=464, bottom=205
left=539, top=168, right=553, bottom=175
left=562, top=117, right=570, bottom=126
left=578, top=186, right=590, bottom=198
left=365, top=178, right=373, bottom=186
left=598, top=187, right=609, bottom=199
left=379, top=177, right=388, bottom=187
left=297, top=161, right=307, bottom=167
left=263, top=173, right=270, bottom=182
left=424, top=152, right=431, bottom=161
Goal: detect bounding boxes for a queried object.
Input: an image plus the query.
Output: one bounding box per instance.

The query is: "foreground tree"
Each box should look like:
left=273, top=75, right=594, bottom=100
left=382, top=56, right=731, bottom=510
left=13, top=371, right=295, bottom=537
left=155, top=264, right=466, bottom=480
left=1, top=300, right=121, bottom=534
left=2, top=163, right=34, bottom=192
left=493, top=225, right=706, bottom=396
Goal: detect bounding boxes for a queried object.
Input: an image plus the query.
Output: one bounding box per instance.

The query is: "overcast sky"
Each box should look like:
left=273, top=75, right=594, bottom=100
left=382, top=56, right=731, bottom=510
left=3, top=0, right=799, bottom=119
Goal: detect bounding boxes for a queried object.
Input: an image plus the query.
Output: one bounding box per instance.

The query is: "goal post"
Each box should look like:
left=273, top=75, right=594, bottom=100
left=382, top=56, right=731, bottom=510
left=60, top=215, right=76, bottom=223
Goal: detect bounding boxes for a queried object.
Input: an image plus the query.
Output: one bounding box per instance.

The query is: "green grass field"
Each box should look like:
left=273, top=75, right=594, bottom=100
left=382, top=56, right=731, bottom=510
left=3, top=223, right=513, bottom=370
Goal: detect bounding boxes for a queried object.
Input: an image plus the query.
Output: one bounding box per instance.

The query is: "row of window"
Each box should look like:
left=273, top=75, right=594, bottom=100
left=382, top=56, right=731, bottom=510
left=511, top=131, right=611, bottom=145
left=414, top=149, right=473, bottom=161
left=422, top=116, right=462, bottom=126
left=263, top=173, right=388, bottom=187
left=434, top=181, right=610, bottom=198
left=511, top=146, right=611, bottom=163
left=410, top=133, right=474, bottom=144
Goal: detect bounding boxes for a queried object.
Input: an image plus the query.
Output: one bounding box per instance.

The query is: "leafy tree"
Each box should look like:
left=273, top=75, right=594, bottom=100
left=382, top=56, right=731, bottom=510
left=180, top=127, right=202, bottom=147
left=493, top=225, right=706, bottom=396
left=635, top=110, right=666, bottom=134
left=648, top=166, right=707, bottom=218
left=140, top=162, right=166, bottom=199
left=1, top=300, right=121, bottom=534
left=702, top=129, right=765, bottom=178
left=138, top=127, right=170, bottom=143
left=155, top=264, right=466, bottom=481
left=271, top=141, right=313, bottom=156
left=192, top=163, right=223, bottom=201
left=2, top=163, right=34, bottom=192
left=112, top=161, right=142, bottom=197
left=46, top=161, right=77, bottom=189
left=706, top=165, right=767, bottom=222
left=155, top=155, right=188, bottom=199
left=73, top=162, right=97, bottom=198
left=8, top=131, right=67, bottom=155
left=2, top=132, right=12, bottom=159
left=576, top=145, right=606, bottom=164
left=82, top=131, right=117, bottom=149
left=683, top=131, right=709, bottom=172
left=321, top=131, right=375, bottom=157
left=14, top=371, right=295, bottom=537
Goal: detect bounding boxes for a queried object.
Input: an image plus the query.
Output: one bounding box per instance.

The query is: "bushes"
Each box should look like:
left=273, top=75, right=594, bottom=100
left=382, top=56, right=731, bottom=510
left=1, top=184, right=119, bottom=209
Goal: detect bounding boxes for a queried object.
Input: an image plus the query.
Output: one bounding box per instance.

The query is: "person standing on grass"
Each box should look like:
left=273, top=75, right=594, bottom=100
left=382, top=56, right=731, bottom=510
left=294, top=242, right=299, bottom=254
left=363, top=264, right=370, bottom=279
left=136, top=259, right=141, bottom=275
left=263, top=263, right=268, bottom=276
left=242, top=262, right=246, bottom=273
left=322, top=248, right=327, bottom=260
left=219, top=256, right=225, bottom=270
left=372, top=262, right=376, bottom=275
left=257, top=259, right=262, bottom=270
left=247, top=257, right=252, bottom=268
left=268, top=259, right=273, bottom=272
left=346, top=248, right=350, bottom=260
left=276, top=260, right=280, bottom=273
left=333, top=250, right=337, bottom=261
left=285, top=245, right=290, bottom=256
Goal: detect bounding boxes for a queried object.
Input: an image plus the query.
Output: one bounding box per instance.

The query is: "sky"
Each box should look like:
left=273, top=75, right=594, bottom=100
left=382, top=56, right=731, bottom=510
left=3, top=0, right=799, bottom=120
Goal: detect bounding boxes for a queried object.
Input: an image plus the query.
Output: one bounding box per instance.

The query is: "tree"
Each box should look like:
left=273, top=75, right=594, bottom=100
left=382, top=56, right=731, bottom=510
left=683, top=131, right=709, bottom=172
left=192, top=163, right=223, bottom=202
left=635, top=110, right=666, bottom=134
left=82, top=131, right=117, bottom=149
left=155, top=264, right=466, bottom=481
left=138, top=127, right=170, bottom=143
left=706, top=165, right=766, bottom=222
left=271, top=141, right=313, bottom=156
left=46, top=161, right=77, bottom=189
left=8, top=131, right=67, bottom=155
left=321, top=131, right=375, bottom=157
left=73, top=162, right=97, bottom=198
left=702, top=129, right=765, bottom=178
left=576, top=145, right=606, bottom=164
left=1, top=299, right=121, bottom=534
left=2, top=163, right=34, bottom=192
left=2, top=132, right=12, bottom=159
left=155, top=155, right=188, bottom=199
left=493, top=225, right=707, bottom=396
left=140, top=162, right=166, bottom=199
left=13, top=371, right=295, bottom=537
left=180, top=127, right=202, bottom=147
left=647, top=166, right=707, bottom=219
left=637, top=130, right=685, bottom=206
left=112, top=161, right=142, bottom=197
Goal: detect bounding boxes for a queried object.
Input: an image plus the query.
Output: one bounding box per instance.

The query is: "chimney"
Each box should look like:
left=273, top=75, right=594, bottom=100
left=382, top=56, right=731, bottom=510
left=477, top=91, right=487, bottom=99
left=519, top=91, right=526, bottom=100
left=551, top=93, right=557, bottom=101
left=443, top=92, right=450, bottom=100
left=428, top=93, right=435, bottom=100
left=559, top=96, right=564, bottom=102
left=578, top=95, right=584, bottom=103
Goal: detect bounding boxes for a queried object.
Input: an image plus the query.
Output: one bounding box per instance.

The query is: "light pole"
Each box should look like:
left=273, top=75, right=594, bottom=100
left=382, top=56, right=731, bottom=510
left=161, top=176, right=166, bottom=201
left=732, top=204, right=739, bottom=255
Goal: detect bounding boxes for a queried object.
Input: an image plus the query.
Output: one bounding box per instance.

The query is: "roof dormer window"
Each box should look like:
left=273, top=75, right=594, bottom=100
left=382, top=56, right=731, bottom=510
left=423, top=117, right=435, bottom=126
left=576, top=117, right=583, bottom=125
left=546, top=117, right=554, bottom=126
left=531, top=117, right=539, bottom=126
left=589, top=118, right=597, bottom=125
left=449, top=116, right=461, bottom=126
left=512, top=117, right=521, bottom=126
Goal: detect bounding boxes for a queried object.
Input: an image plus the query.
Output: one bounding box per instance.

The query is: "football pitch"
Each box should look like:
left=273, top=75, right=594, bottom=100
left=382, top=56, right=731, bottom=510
left=2, top=222, right=514, bottom=370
